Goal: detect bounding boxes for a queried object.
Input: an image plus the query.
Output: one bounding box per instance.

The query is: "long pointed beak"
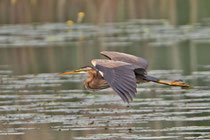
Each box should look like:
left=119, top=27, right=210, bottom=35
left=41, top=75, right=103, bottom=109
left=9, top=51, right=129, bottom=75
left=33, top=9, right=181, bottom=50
left=59, top=68, right=85, bottom=75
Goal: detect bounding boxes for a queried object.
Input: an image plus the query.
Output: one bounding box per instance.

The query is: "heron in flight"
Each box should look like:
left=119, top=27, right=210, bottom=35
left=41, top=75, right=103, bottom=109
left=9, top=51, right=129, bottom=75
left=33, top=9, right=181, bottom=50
left=60, top=51, right=189, bottom=103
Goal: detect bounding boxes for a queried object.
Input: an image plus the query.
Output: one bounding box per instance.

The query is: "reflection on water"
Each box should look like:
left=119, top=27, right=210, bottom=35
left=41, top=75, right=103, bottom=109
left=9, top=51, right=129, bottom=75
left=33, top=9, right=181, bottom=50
left=1, top=19, right=210, bottom=75
left=1, top=2, right=210, bottom=139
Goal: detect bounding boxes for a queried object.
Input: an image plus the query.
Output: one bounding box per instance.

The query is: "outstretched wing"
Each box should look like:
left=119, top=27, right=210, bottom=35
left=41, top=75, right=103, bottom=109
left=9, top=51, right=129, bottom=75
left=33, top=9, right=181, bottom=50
left=91, top=59, right=137, bottom=103
left=100, top=51, right=149, bottom=69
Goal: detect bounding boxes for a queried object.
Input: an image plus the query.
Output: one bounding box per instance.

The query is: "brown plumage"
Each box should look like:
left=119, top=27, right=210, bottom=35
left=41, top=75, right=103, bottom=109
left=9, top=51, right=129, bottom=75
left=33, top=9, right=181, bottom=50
left=60, top=51, right=189, bottom=103
left=84, top=68, right=109, bottom=89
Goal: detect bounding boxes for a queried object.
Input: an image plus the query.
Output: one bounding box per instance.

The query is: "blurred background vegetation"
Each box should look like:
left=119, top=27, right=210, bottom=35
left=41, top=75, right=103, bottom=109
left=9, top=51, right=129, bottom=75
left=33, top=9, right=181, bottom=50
left=0, top=0, right=210, bottom=78
left=1, top=0, right=210, bottom=25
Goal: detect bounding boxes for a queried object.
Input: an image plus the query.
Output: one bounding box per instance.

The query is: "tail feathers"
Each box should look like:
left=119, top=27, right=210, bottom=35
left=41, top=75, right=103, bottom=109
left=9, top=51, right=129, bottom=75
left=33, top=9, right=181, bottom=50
left=143, top=75, right=159, bottom=82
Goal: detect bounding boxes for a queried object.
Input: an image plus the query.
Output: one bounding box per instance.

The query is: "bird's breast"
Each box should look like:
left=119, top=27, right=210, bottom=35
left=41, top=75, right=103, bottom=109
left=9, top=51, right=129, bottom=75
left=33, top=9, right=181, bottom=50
left=85, top=78, right=109, bottom=90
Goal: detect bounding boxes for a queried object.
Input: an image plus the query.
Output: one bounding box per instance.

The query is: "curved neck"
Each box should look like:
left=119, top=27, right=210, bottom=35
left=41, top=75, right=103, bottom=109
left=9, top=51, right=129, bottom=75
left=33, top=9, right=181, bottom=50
left=84, top=70, right=98, bottom=88
left=84, top=70, right=109, bottom=89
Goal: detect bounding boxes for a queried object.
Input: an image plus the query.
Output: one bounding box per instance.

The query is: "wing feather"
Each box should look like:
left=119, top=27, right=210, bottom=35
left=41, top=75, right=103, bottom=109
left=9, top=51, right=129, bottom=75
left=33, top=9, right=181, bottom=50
left=113, top=86, right=129, bottom=102
left=100, top=51, right=149, bottom=69
left=112, top=74, right=134, bottom=102
left=116, top=86, right=132, bottom=102
left=92, top=59, right=137, bottom=103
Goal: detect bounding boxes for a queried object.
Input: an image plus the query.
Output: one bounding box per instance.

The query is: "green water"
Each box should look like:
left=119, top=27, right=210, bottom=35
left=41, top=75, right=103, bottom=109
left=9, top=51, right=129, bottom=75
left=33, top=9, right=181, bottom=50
left=1, top=1, right=210, bottom=140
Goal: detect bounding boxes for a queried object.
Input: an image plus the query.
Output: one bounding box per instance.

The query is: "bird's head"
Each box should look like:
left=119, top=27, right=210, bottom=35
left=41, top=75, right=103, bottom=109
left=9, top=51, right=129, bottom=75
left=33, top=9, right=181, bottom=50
left=59, top=66, right=94, bottom=75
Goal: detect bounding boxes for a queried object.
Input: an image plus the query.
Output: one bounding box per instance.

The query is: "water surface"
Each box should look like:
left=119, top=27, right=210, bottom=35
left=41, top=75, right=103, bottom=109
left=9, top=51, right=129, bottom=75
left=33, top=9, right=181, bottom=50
left=1, top=7, right=210, bottom=140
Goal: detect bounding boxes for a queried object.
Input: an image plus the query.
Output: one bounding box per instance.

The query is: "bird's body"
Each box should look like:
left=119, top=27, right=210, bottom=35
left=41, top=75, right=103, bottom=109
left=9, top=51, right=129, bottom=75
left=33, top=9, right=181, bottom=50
left=84, top=69, right=109, bottom=89
left=60, top=51, right=189, bottom=103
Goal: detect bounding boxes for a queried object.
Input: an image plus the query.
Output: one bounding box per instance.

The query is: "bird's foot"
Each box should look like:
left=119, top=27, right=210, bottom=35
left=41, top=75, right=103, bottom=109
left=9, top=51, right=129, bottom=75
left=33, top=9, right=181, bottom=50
left=157, top=80, right=190, bottom=87
left=170, top=80, right=190, bottom=87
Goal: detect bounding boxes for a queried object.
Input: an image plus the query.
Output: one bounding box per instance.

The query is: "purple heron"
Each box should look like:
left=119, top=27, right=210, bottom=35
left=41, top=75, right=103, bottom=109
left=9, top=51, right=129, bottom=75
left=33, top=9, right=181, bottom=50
left=60, top=51, right=189, bottom=103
